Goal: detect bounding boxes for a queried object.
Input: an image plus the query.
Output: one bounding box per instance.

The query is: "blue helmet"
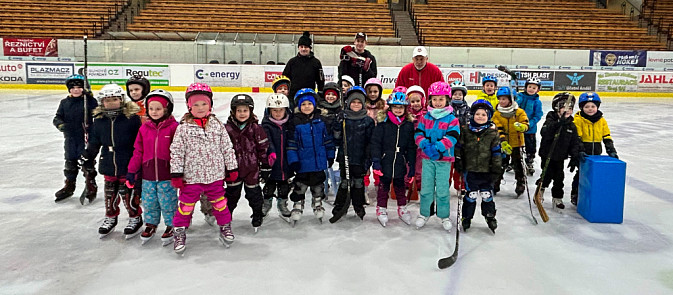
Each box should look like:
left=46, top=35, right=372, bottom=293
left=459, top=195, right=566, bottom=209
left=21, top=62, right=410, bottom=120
left=347, top=86, right=366, bottom=97
left=294, top=88, right=318, bottom=107
left=65, top=74, right=85, bottom=90
left=470, top=99, right=494, bottom=119
left=482, top=75, right=498, bottom=86
left=496, top=86, right=513, bottom=98
left=578, top=92, right=601, bottom=108
left=387, top=91, right=409, bottom=106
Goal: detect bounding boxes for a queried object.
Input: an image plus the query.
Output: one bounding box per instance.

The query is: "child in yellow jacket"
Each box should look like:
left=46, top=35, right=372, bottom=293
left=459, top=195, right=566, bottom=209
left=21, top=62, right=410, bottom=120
left=492, top=86, right=529, bottom=197
left=476, top=75, right=499, bottom=108
left=570, top=92, right=618, bottom=205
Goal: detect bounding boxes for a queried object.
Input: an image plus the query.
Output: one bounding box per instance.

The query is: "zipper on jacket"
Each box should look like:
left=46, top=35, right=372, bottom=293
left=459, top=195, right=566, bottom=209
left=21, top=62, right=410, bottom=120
left=280, top=125, right=285, bottom=181
left=392, top=125, right=400, bottom=177
left=111, top=118, right=118, bottom=176
left=154, top=122, right=160, bottom=181
left=310, top=122, right=318, bottom=169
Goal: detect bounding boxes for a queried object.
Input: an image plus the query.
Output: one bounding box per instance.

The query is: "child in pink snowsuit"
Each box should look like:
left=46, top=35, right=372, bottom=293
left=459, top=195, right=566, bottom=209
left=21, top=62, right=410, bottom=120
left=169, top=83, right=238, bottom=254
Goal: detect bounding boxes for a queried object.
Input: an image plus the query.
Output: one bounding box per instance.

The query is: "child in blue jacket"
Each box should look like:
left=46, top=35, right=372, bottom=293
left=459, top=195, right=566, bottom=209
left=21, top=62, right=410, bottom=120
left=287, top=89, right=335, bottom=224
left=515, top=77, right=543, bottom=175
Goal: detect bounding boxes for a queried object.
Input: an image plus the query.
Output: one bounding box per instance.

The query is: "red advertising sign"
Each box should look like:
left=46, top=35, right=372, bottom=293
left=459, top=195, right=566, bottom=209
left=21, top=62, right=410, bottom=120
left=3, top=38, right=58, bottom=57
left=446, top=71, right=463, bottom=84
left=264, top=71, right=283, bottom=82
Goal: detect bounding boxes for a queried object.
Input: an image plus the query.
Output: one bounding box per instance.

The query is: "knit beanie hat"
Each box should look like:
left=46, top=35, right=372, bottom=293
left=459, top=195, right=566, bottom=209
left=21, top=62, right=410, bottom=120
left=298, top=31, right=312, bottom=48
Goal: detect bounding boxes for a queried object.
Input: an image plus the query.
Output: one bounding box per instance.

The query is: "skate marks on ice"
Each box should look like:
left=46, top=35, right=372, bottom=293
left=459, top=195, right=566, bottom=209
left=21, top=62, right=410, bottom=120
left=0, top=193, right=41, bottom=204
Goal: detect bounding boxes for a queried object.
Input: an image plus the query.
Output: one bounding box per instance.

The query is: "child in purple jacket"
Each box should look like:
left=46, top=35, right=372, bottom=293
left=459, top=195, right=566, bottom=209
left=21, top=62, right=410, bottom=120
left=126, top=89, right=179, bottom=246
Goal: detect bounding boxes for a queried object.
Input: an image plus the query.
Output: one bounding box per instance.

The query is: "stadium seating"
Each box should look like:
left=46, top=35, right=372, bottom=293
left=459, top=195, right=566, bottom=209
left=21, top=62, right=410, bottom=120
left=410, top=0, right=667, bottom=50
left=0, top=0, right=123, bottom=38
left=642, top=0, right=673, bottom=44
left=125, top=0, right=396, bottom=38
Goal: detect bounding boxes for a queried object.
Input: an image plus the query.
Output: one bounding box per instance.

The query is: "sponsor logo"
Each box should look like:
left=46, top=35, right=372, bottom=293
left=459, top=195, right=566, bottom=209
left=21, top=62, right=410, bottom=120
left=0, top=76, right=23, bottom=82
left=446, top=71, right=463, bottom=83
left=265, top=71, right=283, bottom=82
left=565, top=73, right=584, bottom=85
left=195, top=69, right=240, bottom=80
left=0, top=64, right=22, bottom=72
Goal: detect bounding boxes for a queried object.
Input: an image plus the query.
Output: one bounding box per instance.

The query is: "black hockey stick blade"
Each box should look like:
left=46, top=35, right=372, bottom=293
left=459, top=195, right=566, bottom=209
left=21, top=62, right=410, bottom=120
left=79, top=189, right=87, bottom=205
left=438, top=248, right=458, bottom=269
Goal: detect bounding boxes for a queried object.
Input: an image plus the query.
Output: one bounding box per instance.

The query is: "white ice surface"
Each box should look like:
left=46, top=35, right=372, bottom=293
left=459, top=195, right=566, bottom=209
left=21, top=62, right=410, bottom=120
left=1, top=90, right=672, bottom=295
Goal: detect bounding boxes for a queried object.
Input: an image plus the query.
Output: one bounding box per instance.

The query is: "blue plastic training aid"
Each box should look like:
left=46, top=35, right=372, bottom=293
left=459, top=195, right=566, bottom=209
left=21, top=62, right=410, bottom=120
left=578, top=155, right=626, bottom=223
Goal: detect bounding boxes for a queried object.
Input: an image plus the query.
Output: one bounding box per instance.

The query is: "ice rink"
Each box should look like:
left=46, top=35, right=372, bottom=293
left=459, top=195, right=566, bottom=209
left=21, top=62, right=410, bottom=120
left=1, top=89, right=672, bottom=295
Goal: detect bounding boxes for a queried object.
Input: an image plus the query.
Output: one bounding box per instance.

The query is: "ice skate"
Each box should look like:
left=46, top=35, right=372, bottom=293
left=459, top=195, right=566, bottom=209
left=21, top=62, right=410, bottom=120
left=124, top=216, right=143, bottom=239
left=515, top=179, right=525, bottom=198
left=461, top=218, right=471, bottom=232
left=55, top=179, right=76, bottom=202
left=140, top=224, right=156, bottom=245
left=262, top=198, right=273, bottom=217
left=415, top=215, right=429, bottom=229
left=219, top=223, right=234, bottom=247
left=354, top=207, right=365, bottom=220
left=252, top=215, right=263, bottom=233
left=486, top=215, right=497, bottom=234
left=203, top=213, right=216, bottom=226
left=98, top=216, right=118, bottom=238
left=397, top=206, right=412, bottom=225
left=312, top=197, right=325, bottom=223
left=161, top=226, right=173, bottom=247
left=290, top=200, right=304, bottom=227
left=553, top=198, right=565, bottom=213
left=441, top=218, right=453, bottom=232
left=80, top=175, right=98, bottom=205
left=173, top=227, right=187, bottom=254
left=277, top=198, right=291, bottom=218
left=376, top=206, right=388, bottom=227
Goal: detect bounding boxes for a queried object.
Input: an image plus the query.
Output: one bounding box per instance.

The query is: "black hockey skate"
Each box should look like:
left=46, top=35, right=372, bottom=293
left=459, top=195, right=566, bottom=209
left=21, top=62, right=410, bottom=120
left=55, top=179, right=76, bottom=202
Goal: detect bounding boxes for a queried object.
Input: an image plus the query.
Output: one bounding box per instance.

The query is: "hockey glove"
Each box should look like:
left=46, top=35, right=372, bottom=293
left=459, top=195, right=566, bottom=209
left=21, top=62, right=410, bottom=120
left=78, top=154, right=95, bottom=172
left=608, top=152, right=619, bottom=159
left=125, top=172, right=136, bottom=188
left=513, top=122, right=528, bottom=132
left=500, top=141, right=513, bottom=155
left=568, top=158, right=579, bottom=173
left=259, top=163, right=272, bottom=183
left=225, top=169, right=239, bottom=182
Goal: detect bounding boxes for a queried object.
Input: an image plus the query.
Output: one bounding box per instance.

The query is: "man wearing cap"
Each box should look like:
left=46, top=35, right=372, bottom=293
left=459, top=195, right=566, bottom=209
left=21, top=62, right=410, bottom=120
left=283, top=31, right=326, bottom=103
left=394, top=46, right=444, bottom=95
left=338, top=32, right=377, bottom=87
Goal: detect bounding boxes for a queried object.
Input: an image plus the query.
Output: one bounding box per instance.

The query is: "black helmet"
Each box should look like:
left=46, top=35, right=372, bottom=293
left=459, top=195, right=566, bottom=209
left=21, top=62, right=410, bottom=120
left=230, top=94, right=255, bottom=111
left=552, top=92, right=576, bottom=112
left=125, top=75, right=151, bottom=102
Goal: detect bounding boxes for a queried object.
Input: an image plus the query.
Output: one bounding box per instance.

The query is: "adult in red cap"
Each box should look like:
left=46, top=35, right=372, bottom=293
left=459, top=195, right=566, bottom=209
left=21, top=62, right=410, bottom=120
left=394, top=46, right=444, bottom=95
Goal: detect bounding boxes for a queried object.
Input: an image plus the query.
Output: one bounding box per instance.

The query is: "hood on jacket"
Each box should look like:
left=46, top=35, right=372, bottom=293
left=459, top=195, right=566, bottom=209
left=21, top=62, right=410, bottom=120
left=93, top=101, right=140, bottom=119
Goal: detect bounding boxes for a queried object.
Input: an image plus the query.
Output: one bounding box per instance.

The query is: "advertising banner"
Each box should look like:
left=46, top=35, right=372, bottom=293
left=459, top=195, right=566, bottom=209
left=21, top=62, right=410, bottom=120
left=25, top=62, right=73, bottom=84
left=645, top=51, right=673, bottom=68
left=596, top=72, right=638, bottom=92
left=442, top=69, right=512, bottom=90
left=0, top=61, right=26, bottom=84
left=3, top=38, right=58, bottom=57
left=193, top=65, right=241, bottom=87
left=553, top=71, right=596, bottom=91
left=590, top=50, right=646, bottom=67
left=377, top=67, right=402, bottom=89
left=637, top=73, right=673, bottom=92
left=76, top=64, right=170, bottom=86
left=514, top=71, right=554, bottom=91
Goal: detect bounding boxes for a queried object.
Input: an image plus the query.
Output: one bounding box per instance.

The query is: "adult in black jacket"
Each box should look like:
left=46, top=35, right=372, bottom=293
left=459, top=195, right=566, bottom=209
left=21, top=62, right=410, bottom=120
left=282, top=31, right=325, bottom=105
left=338, top=32, right=377, bottom=87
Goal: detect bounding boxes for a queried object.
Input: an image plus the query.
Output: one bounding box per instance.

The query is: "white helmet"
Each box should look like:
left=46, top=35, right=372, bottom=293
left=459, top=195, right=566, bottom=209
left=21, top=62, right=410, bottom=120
left=97, top=84, right=125, bottom=103
left=406, top=85, right=425, bottom=97
left=525, top=77, right=542, bottom=87
left=266, top=93, right=289, bottom=109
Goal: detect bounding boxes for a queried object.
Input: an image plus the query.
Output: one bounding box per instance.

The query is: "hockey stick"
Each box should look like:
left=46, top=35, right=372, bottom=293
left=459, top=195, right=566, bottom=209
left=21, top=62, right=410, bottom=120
left=329, top=106, right=352, bottom=223
left=497, top=65, right=538, bottom=224
left=438, top=184, right=462, bottom=269
left=520, top=155, right=538, bottom=225
left=80, top=35, right=93, bottom=205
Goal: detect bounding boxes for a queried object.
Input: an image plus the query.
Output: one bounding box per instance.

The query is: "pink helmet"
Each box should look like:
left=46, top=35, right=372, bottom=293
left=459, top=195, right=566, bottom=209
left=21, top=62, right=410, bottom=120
left=186, top=83, right=213, bottom=100
left=393, top=86, right=407, bottom=94
left=364, top=78, right=383, bottom=100
left=428, top=81, right=452, bottom=98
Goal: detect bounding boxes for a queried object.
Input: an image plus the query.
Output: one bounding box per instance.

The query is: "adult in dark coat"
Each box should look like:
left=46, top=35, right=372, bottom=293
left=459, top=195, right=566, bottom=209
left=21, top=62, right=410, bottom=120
left=282, top=31, right=325, bottom=106
left=338, top=32, right=377, bottom=87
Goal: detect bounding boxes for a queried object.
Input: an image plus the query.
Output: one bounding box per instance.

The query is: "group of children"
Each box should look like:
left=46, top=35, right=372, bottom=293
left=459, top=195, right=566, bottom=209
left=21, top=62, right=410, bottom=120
left=52, top=71, right=618, bottom=254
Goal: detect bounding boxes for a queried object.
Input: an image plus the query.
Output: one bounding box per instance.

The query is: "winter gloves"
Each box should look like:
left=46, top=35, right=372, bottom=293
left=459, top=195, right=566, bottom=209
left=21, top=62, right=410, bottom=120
left=224, top=169, right=239, bottom=182
left=268, top=153, right=277, bottom=167
left=372, top=159, right=382, bottom=172
left=513, top=122, right=528, bottom=132
left=500, top=141, right=513, bottom=155
left=568, top=158, right=579, bottom=173
left=171, top=175, right=184, bottom=189
left=125, top=172, right=136, bottom=188
left=289, top=162, right=301, bottom=173
left=78, top=154, right=95, bottom=173
left=57, top=123, right=67, bottom=132
left=406, top=165, right=415, bottom=179
left=423, top=144, right=440, bottom=160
